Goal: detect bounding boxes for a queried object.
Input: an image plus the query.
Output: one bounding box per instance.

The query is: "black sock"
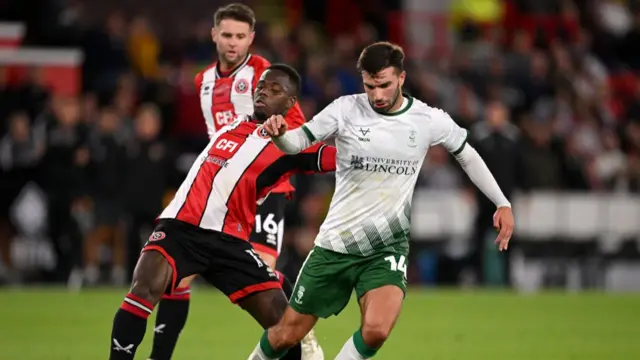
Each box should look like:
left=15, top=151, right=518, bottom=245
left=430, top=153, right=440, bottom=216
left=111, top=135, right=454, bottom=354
left=110, top=293, right=154, bottom=360
left=149, top=287, right=191, bottom=360
left=275, top=270, right=294, bottom=299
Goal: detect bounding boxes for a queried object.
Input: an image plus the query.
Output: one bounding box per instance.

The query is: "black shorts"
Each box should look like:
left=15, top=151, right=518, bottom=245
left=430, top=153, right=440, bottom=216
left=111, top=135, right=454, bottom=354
left=249, top=193, right=286, bottom=258
left=142, top=219, right=281, bottom=303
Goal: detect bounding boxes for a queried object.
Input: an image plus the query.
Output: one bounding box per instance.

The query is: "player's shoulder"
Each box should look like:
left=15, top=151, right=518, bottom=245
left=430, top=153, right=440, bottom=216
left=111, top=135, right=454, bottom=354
left=329, top=93, right=368, bottom=111
left=408, top=96, right=451, bottom=120
left=194, top=62, right=218, bottom=85
left=247, top=54, right=270, bottom=68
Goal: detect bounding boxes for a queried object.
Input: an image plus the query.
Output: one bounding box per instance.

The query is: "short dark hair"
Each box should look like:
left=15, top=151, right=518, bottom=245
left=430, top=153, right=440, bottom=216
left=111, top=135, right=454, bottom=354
left=357, top=42, right=405, bottom=75
left=267, top=63, right=301, bottom=96
left=214, top=3, right=256, bottom=30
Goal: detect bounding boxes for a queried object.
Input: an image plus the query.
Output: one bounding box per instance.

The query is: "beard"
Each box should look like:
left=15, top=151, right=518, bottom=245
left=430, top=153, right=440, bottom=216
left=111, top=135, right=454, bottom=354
left=370, top=86, right=402, bottom=114
left=253, top=109, right=268, bottom=122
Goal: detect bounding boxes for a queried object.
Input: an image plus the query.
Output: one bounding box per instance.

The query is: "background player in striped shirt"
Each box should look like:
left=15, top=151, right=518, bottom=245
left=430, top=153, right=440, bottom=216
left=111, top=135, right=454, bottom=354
left=247, top=43, right=515, bottom=360
left=149, top=4, right=323, bottom=360
left=109, top=64, right=335, bottom=360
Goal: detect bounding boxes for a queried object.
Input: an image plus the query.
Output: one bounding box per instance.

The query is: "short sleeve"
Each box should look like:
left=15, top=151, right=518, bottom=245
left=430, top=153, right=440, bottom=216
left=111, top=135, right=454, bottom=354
left=194, top=71, right=203, bottom=90
left=430, top=108, right=468, bottom=155
left=301, top=97, right=343, bottom=142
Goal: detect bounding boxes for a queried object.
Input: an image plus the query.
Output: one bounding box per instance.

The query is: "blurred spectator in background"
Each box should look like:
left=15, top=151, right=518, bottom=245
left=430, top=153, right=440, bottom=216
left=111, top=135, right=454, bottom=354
left=83, top=108, right=125, bottom=286
left=13, top=68, right=50, bottom=122
left=127, top=16, right=161, bottom=80
left=0, top=111, right=42, bottom=282
left=121, top=104, right=175, bottom=278
left=83, top=12, right=130, bottom=92
left=37, top=96, right=88, bottom=282
left=469, top=101, right=524, bottom=286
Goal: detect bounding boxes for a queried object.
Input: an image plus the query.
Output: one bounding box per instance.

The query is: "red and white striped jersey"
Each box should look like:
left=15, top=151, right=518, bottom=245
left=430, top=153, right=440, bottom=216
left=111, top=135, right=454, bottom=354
left=159, top=119, right=336, bottom=241
left=194, top=54, right=306, bottom=194
left=194, top=54, right=306, bottom=137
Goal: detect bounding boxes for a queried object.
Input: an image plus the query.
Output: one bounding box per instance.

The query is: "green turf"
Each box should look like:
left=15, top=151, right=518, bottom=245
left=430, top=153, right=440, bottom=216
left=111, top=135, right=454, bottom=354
left=0, top=288, right=637, bottom=359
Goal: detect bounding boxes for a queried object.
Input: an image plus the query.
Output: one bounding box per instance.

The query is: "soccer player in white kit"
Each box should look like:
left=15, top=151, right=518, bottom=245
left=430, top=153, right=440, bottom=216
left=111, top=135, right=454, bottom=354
left=247, top=42, right=515, bottom=360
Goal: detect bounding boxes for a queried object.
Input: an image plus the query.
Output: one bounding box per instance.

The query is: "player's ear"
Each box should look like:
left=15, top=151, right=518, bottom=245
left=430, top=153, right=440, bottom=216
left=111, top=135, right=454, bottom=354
left=211, top=27, right=218, bottom=43
left=398, top=70, right=406, bottom=87
left=249, top=31, right=255, bottom=45
left=285, top=96, right=297, bottom=112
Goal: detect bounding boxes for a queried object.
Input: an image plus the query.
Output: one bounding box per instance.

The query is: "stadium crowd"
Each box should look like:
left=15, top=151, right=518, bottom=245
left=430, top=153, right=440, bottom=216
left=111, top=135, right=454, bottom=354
left=1, top=0, right=640, bottom=287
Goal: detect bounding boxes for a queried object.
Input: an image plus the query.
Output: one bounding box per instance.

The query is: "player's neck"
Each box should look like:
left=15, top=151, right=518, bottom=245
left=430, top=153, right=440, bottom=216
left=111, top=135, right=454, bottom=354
left=218, top=54, right=249, bottom=75
left=387, top=96, right=404, bottom=113
left=249, top=113, right=263, bottom=123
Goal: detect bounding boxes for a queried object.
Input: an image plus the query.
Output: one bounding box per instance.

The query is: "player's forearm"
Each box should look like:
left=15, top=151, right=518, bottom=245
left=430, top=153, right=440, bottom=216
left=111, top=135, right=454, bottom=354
left=272, top=129, right=314, bottom=154
left=454, top=145, right=511, bottom=208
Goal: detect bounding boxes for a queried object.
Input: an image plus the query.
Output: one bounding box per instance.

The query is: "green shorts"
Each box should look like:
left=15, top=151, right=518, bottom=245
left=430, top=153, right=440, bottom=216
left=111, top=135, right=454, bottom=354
left=290, top=246, right=408, bottom=318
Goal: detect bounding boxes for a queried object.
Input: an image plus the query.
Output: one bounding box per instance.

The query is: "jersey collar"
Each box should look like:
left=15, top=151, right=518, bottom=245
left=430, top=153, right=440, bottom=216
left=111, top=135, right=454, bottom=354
left=374, top=93, right=414, bottom=117
left=215, top=54, right=253, bottom=79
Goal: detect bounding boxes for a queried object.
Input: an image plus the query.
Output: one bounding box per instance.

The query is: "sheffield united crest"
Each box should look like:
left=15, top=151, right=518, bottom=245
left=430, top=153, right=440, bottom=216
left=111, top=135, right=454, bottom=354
left=235, top=79, right=249, bottom=94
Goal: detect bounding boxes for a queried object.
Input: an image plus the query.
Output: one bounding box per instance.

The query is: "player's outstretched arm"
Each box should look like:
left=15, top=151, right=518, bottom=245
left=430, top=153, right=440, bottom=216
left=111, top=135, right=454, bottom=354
left=453, top=144, right=510, bottom=208
left=288, top=142, right=337, bottom=174
left=430, top=108, right=513, bottom=250
left=263, top=114, right=317, bottom=154
left=454, top=144, right=513, bottom=250
left=264, top=97, right=342, bottom=154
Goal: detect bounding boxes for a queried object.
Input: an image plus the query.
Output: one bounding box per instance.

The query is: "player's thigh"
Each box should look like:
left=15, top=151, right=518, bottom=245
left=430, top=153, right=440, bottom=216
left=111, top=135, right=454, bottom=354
left=141, top=219, right=211, bottom=294
left=355, top=251, right=407, bottom=338
left=249, top=193, right=286, bottom=262
left=290, top=246, right=357, bottom=319
left=129, top=251, right=174, bottom=305
left=201, top=234, right=281, bottom=304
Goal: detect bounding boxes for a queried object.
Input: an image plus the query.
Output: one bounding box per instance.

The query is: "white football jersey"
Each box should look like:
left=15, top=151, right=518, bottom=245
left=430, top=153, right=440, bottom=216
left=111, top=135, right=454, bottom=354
left=302, top=94, right=467, bottom=256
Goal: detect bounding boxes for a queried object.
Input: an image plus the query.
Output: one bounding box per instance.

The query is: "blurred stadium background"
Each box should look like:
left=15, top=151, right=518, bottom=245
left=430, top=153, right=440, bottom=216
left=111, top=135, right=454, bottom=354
left=0, top=0, right=638, bottom=358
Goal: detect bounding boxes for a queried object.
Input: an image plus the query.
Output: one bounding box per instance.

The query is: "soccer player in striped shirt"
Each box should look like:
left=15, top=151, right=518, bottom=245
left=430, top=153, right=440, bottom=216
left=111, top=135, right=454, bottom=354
left=109, top=64, right=335, bottom=360
left=247, top=43, right=514, bottom=360
left=151, top=4, right=323, bottom=360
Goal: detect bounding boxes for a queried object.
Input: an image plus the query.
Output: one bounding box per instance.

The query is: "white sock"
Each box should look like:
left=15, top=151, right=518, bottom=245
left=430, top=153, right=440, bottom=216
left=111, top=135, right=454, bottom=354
left=335, top=336, right=368, bottom=360
left=247, top=342, right=279, bottom=360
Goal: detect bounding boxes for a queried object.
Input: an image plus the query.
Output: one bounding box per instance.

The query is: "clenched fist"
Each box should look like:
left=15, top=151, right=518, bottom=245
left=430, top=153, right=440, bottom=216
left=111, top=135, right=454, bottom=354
left=262, top=115, right=288, bottom=137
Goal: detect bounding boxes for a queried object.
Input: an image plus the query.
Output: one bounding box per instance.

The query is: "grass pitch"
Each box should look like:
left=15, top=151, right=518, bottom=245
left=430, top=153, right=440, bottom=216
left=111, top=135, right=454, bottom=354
left=0, top=287, right=637, bottom=359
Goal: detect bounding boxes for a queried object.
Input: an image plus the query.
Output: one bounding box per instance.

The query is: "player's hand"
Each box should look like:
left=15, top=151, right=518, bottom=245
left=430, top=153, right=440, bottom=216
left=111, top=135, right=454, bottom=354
left=493, top=206, right=514, bottom=251
left=263, top=115, right=288, bottom=137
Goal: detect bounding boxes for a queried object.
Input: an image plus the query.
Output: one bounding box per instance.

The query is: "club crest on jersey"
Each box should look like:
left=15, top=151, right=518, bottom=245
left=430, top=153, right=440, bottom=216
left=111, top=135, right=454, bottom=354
left=256, top=126, right=270, bottom=139
left=408, top=130, right=417, bottom=147
left=149, top=231, right=166, bottom=242
left=235, top=79, right=249, bottom=94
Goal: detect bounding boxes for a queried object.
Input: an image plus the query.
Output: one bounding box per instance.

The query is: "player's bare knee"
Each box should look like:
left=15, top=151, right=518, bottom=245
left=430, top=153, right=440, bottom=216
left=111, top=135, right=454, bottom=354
left=361, top=322, right=392, bottom=349
left=129, top=281, right=161, bottom=305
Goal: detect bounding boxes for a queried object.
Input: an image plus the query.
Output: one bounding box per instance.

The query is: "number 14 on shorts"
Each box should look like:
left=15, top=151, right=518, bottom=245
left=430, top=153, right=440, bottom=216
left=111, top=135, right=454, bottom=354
left=384, top=255, right=407, bottom=278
